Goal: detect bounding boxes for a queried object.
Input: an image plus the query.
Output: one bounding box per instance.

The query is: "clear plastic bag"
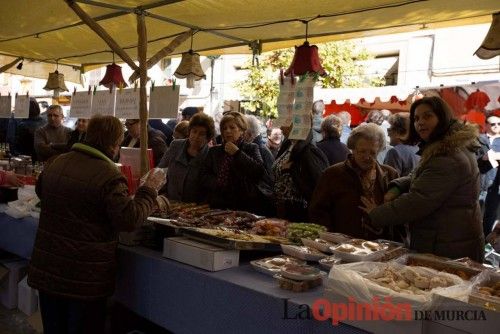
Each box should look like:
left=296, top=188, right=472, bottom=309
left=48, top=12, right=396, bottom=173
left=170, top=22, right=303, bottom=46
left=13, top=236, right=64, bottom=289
left=325, top=261, right=472, bottom=310
left=139, top=168, right=166, bottom=191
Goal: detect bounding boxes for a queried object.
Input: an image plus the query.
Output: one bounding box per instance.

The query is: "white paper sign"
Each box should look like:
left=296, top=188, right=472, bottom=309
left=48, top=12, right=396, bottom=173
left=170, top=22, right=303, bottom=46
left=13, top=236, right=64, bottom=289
left=274, top=78, right=296, bottom=127
left=149, top=85, right=180, bottom=119
left=14, top=94, right=30, bottom=119
left=91, top=89, right=116, bottom=116
left=115, top=89, right=140, bottom=119
left=70, top=91, right=93, bottom=118
left=0, top=96, right=11, bottom=118
left=289, top=76, right=315, bottom=140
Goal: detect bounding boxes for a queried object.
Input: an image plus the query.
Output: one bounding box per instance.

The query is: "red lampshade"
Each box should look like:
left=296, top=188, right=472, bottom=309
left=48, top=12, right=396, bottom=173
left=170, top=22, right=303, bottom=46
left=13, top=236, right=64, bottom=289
left=285, top=41, right=327, bottom=77
left=99, top=63, right=128, bottom=88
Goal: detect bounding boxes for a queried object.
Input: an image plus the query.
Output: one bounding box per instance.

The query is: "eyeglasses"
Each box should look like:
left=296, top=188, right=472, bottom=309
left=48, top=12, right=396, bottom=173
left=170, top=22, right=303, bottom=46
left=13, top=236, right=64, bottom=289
left=488, top=122, right=500, bottom=126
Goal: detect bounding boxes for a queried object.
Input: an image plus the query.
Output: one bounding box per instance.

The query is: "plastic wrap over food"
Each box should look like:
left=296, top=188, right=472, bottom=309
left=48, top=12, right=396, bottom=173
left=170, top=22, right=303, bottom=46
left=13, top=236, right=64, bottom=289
left=325, top=262, right=472, bottom=310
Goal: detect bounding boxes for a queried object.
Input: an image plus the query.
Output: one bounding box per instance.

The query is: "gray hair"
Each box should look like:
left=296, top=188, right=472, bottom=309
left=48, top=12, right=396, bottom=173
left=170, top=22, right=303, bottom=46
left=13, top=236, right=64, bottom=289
left=347, top=123, right=387, bottom=152
left=320, top=115, right=343, bottom=139
left=366, top=109, right=384, bottom=125
left=337, top=111, right=351, bottom=126
left=244, top=115, right=262, bottom=139
left=388, top=112, right=410, bottom=137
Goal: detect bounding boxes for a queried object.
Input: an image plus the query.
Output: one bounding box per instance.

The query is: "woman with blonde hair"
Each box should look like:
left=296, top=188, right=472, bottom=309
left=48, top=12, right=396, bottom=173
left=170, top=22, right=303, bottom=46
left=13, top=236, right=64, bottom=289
left=202, top=112, right=266, bottom=213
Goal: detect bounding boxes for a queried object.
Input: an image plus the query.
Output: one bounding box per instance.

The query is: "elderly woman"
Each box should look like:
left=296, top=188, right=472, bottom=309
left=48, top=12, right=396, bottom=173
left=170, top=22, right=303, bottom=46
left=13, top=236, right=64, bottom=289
left=273, top=125, right=328, bottom=222
left=202, top=111, right=266, bottom=213
left=158, top=113, right=215, bottom=203
left=309, top=123, right=399, bottom=240
left=361, top=97, right=485, bottom=261
left=244, top=115, right=275, bottom=174
left=383, top=112, right=420, bottom=176
left=316, top=114, right=350, bottom=166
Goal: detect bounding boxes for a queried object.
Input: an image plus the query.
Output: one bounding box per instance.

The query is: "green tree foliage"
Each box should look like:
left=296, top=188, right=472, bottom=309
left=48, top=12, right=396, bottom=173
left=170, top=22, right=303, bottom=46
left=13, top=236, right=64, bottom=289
left=235, top=41, right=384, bottom=118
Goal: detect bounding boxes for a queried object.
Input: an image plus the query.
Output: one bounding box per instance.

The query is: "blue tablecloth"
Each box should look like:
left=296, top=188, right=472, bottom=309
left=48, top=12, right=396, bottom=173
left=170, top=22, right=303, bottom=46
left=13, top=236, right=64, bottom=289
left=0, top=213, right=38, bottom=259
left=115, top=246, right=367, bottom=334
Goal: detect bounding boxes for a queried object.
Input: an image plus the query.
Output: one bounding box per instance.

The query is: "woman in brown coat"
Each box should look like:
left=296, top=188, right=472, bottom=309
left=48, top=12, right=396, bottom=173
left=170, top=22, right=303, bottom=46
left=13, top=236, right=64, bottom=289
left=309, top=123, right=399, bottom=240
left=361, top=97, right=484, bottom=262
left=28, top=116, right=167, bottom=334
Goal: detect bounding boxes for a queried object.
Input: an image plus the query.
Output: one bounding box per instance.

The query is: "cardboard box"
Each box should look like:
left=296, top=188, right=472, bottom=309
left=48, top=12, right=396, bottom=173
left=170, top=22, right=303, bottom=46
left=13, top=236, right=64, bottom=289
left=163, top=237, right=239, bottom=271
left=0, top=259, right=28, bottom=309
left=18, top=275, right=38, bottom=316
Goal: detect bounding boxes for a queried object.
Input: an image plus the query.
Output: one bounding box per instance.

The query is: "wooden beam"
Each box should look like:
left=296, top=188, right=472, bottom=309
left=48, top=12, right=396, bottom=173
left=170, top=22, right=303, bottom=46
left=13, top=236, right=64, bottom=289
left=0, top=57, right=22, bottom=74
left=128, top=30, right=192, bottom=83
left=65, top=0, right=139, bottom=71
left=137, top=13, right=149, bottom=177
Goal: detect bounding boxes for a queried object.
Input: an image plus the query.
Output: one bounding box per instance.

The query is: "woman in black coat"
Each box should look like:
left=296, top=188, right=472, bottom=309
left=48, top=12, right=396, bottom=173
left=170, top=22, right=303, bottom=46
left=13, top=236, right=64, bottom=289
left=316, top=114, right=350, bottom=166
left=273, top=125, right=329, bottom=222
left=202, top=112, right=266, bottom=214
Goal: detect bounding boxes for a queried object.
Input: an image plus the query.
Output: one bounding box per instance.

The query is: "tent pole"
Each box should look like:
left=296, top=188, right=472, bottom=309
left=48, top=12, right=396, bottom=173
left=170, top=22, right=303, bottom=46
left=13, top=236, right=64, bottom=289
left=128, top=30, right=192, bottom=83
left=137, top=13, right=149, bottom=177
left=0, top=57, right=22, bottom=74
left=65, top=0, right=139, bottom=72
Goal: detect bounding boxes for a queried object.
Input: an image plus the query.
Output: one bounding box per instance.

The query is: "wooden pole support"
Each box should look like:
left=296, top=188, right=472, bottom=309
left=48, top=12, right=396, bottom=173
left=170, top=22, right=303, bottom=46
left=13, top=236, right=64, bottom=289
left=0, top=57, right=23, bottom=74
left=65, top=0, right=139, bottom=72
left=128, top=30, right=192, bottom=83
left=137, top=13, right=149, bottom=177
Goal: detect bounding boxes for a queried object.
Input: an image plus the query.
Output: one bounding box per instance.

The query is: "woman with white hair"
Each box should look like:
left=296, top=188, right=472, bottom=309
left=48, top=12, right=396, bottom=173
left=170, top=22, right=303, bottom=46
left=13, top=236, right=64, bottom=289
left=244, top=115, right=275, bottom=174
left=309, top=123, right=399, bottom=240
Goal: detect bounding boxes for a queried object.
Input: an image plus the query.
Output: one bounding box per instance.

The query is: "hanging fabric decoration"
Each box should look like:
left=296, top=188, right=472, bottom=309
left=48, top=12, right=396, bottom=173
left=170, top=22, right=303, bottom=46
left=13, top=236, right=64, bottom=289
left=99, top=53, right=128, bottom=88
left=285, top=21, right=326, bottom=77
left=43, top=61, right=69, bottom=97
left=174, top=31, right=206, bottom=88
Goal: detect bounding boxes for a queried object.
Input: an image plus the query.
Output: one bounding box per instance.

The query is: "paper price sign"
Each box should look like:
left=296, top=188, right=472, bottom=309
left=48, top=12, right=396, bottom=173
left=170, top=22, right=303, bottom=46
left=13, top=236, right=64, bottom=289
left=91, top=89, right=116, bottom=116
left=0, top=96, right=11, bottom=118
left=14, top=95, right=30, bottom=119
left=149, top=86, right=180, bottom=119
left=70, top=91, right=92, bottom=118
left=115, top=89, right=140, bottom=119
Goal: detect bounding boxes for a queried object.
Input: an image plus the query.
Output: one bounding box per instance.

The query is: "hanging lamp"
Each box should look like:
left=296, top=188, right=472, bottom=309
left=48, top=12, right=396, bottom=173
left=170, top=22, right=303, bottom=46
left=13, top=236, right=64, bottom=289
left=99, top=53, right=128, bottom=88
left=174, top=31, right=206, bottom=88
left=43, top=61, right=69, bottom=97
left=285, top=21, right=327, bottom=77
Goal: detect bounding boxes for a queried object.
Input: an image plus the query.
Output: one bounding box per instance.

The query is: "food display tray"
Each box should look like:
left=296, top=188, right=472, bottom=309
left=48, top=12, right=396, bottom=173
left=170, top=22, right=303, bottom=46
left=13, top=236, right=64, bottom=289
left=180, top=227, right=283, bottom=251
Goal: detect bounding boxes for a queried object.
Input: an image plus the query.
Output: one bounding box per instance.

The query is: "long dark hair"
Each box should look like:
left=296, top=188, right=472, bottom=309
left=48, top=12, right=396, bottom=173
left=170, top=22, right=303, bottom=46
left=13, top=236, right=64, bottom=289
left=408, top=96, right=455, bottom=145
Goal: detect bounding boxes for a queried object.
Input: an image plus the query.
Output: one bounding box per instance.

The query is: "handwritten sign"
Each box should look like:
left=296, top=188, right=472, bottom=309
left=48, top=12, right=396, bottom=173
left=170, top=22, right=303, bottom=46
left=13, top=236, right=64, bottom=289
left=0, top=96, right=11, bottom=118
left=115, top=89, right=140, bottom=119
left=14, top=95, right=30, bottom=119
left=289, top=76, right=315, bottom=140
left=70, top=91, right=93, bottom=118
left=274, top=78, right=296, bottom=127
left=91, top=89, right=116, bottom=116
left=149, top=85, right=180, bottom=119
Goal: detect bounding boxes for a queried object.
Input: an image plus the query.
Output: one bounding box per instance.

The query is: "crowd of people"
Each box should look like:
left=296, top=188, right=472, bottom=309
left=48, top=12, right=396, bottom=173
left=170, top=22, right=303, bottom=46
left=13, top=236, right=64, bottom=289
left=17, top=96, right=500, bottom=333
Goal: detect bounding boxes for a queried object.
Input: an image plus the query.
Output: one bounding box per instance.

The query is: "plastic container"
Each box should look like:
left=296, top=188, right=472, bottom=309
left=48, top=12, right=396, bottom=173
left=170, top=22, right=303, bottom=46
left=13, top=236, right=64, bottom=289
left=281, top=264, right=321, bottom=281
left=301, top=238, right=336, bottom=253
left=330, top=243, right=385, bottom=262
left=318, top=232, right=351, bottom=244
left=318, top=255, right=343, bottom=270
left=280, top=244, right=328, bottom=261
left=250, top=256, right=306, bottom=276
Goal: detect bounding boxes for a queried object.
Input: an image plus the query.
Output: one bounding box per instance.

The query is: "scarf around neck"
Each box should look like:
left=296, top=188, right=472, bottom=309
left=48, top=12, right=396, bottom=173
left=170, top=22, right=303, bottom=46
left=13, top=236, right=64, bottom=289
left=216, top=137, right=243, bottom=188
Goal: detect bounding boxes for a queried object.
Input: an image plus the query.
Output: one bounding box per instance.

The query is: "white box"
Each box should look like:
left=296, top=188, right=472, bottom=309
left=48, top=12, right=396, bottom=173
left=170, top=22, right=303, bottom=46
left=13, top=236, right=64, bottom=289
left=0, top=259, right=28, bottom=309
left=18, top=275, right=38, bottom=316
left=163, top=237, right=239, bottom=271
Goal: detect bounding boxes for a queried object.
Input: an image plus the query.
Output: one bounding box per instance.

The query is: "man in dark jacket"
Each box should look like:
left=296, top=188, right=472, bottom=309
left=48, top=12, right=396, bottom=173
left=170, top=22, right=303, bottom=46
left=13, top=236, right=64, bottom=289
left=28, top=115, right=167, bottom=334
left=122, top=119, right=168, bottom=166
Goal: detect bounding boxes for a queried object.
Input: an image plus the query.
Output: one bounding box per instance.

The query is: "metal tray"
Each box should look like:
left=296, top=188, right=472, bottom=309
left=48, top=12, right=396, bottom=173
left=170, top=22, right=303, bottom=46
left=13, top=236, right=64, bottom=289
left=180, top=227, right=283, bottom=251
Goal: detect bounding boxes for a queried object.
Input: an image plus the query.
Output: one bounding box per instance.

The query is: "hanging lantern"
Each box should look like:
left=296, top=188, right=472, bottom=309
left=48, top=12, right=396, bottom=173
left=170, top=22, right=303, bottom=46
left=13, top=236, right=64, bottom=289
left=284, top=21, right=326, bottom=77
left=43, top=70, right=69, bottom=97
left=285, top=41, right=327, bottom=77
left=99, top=63, right=128, bottom=88
left=174, top=32, right=206, bottom=88
left=174, top=50, right=206, bottom=88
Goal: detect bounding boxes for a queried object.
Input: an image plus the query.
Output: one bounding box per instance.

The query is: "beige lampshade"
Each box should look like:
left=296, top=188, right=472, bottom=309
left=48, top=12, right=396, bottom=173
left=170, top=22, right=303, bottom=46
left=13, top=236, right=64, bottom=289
left=43, top=70, right=69, bottom=92
left=475, top=12, right=500, bottom=59
left=174, top=50, right=206, bottom=88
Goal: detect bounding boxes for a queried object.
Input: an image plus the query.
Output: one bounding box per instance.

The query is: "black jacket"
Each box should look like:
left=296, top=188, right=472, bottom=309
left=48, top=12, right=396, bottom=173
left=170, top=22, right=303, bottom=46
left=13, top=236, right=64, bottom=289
left=316, top=137, right=350, bottom=166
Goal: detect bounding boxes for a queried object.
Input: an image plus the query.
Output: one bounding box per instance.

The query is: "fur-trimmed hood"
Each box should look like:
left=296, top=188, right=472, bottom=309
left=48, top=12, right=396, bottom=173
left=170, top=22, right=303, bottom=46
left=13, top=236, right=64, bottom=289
left=418, top=121, right=480, bottom=166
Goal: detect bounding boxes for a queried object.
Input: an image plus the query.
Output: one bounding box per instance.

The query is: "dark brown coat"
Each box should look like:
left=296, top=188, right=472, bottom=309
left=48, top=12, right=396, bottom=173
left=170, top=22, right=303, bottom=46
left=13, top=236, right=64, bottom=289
left=28, top=145, right=157, bottom=300
left=309, top=158, right=399, bottom=240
